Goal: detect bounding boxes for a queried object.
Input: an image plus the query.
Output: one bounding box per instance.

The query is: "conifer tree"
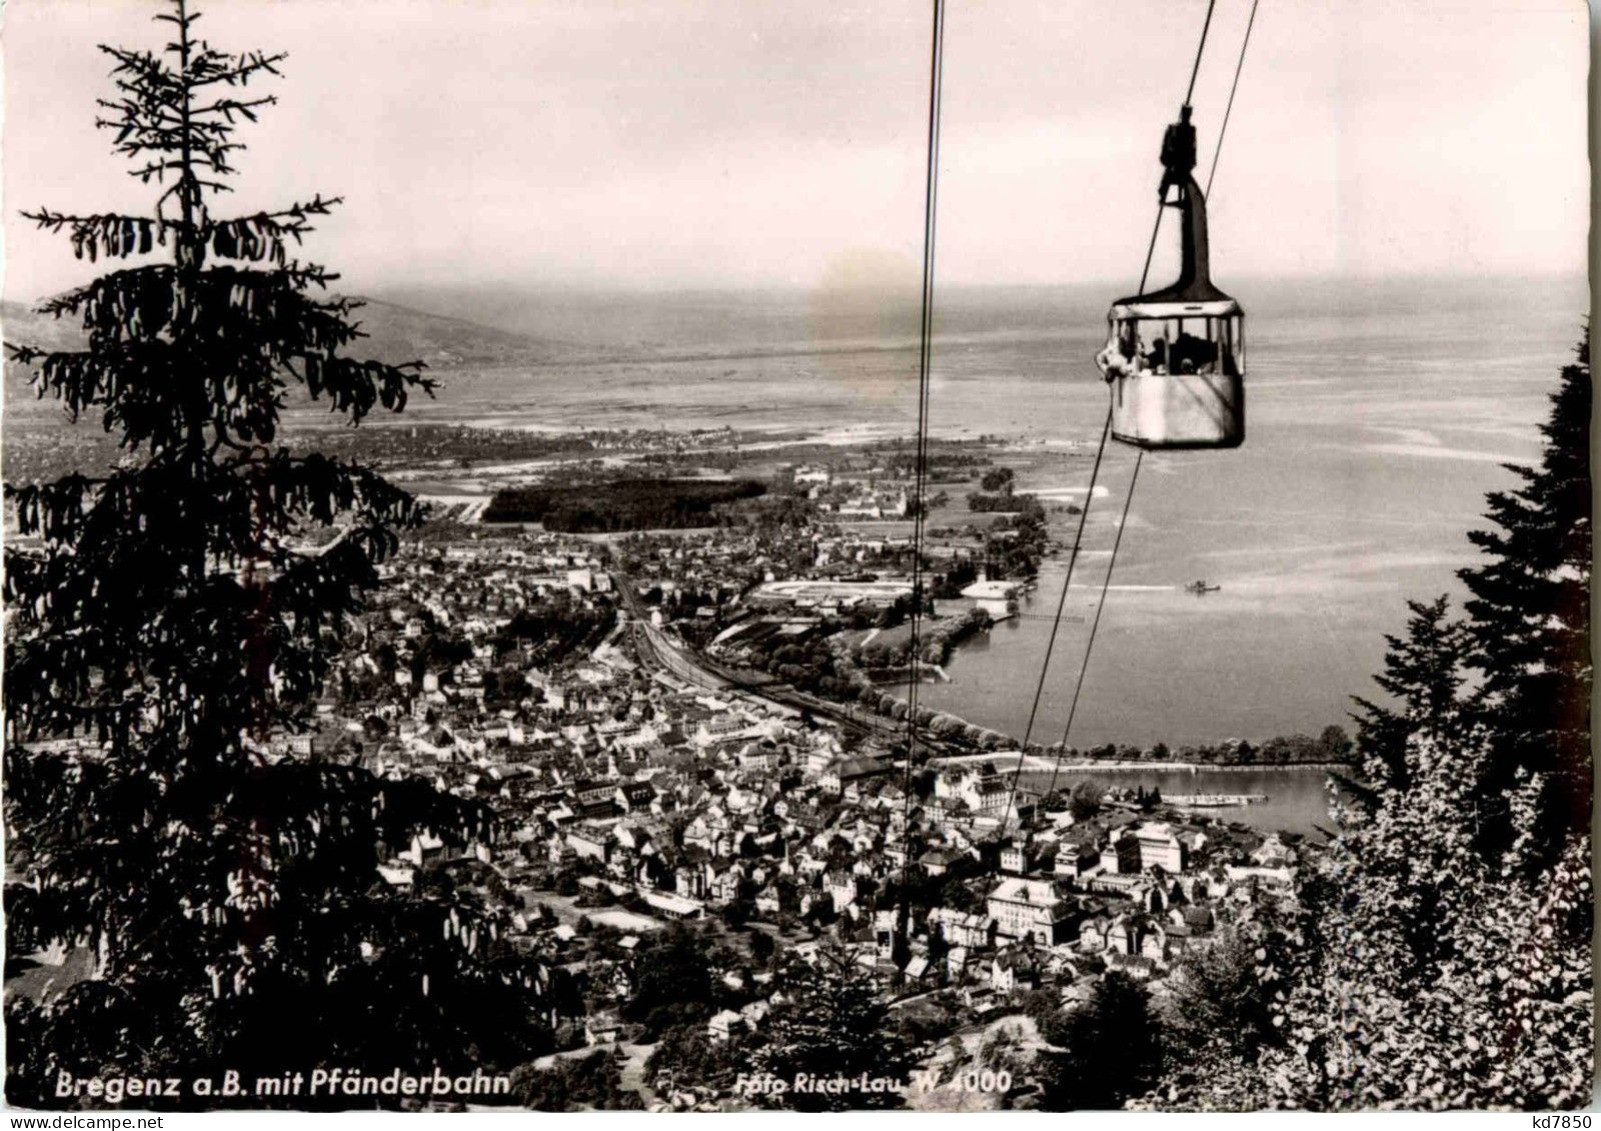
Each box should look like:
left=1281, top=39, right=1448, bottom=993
left=4, top=1, right=547, bottom=1107
left=1037, top=970, right=1162, bottom=1110
left=1458, top=330, right=1592, bottom=854
left=753, top=943, right=912, bottom=1111
left=1350, top=595, right=1472, bottom=792
left=1148, top=723, right=1593, bottom=1111
left=1147, top=334, right=1595, bottom=1113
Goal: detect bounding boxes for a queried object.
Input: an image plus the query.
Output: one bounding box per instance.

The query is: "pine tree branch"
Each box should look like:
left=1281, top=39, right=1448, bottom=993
left=187, top=49, right=287, bottom=88
left=214, top=194, right=343, bottom=226
left=98, top=44, right=172, bottom=80
left=20, top=210, right=173, bottom=262
left=96, top=96, right=183, bottom=128
left=190, top=94, right=277, bottom=120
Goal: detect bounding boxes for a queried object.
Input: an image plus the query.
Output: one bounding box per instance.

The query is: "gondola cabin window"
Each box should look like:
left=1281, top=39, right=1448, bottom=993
left=1105, top=311, right=1244, bottom=378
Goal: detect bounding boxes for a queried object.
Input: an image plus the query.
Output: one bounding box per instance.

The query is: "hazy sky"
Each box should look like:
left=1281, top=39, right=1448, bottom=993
left=3, top=0, right=1589, bottom=302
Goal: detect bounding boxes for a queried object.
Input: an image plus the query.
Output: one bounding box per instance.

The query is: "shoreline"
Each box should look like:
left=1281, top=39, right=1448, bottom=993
left=930, top=751, right=1352, bottom=774
left=1017, top=759, right=1353, bottom=774
left=394, top=426, right=1354, bottom=772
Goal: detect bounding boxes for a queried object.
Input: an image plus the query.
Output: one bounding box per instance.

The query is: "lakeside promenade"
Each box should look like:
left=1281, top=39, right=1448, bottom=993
left=930, top=750, right=1353, bottom=775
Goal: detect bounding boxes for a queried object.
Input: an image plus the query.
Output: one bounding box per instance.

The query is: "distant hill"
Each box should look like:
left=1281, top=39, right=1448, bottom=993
left=2, top=293, right=577, bottom=422
left=3, top=302, right=87, bottom=425
left=329, top=296, right=584, bottom=369
left=2, top=293, right=568, bottom=370
left=0, top=301, right=87, bottom=355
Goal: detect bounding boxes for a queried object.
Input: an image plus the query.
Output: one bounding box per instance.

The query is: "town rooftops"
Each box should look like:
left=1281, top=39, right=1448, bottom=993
left=988, top=876, right=1061, bottom=904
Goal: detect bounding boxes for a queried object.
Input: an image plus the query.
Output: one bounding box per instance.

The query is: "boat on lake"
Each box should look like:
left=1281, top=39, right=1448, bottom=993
left=1165, top=792, right=1267, bottom=807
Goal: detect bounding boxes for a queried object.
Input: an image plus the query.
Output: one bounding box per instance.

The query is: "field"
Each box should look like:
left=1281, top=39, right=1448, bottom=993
left=482, top=478, right=766, bottom=531
left=585, top=909, right=665, bottom=933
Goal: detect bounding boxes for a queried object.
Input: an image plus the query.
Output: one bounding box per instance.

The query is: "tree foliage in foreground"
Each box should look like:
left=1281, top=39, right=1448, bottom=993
left=1037, top=970, right=1163, bottom=1110
left=4, top=0, right=547, bottom=1107
left=1153, top=621, right=1589, bottom=1109
left=1143, top=332, right=1593, bottom=1112
left=1350, top=595, right=1472, bottom=793
left=751, top=943, right=912, bottom=1111
left=1157, top=922, right=1286, bottom=1075
left=510, top=1049, right=643, bottom=1112
left=1459, top=330, right=1591, bottom=857
left=1145, top=734, right=1590, bottom=1112
left=1350, top=331, right=1591, bottom=857
left=1279, top=729, right=1586, bottom=1110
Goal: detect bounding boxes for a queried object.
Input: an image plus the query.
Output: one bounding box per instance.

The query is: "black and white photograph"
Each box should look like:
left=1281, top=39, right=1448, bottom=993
left=0, top=0, right=1592, bottom=1116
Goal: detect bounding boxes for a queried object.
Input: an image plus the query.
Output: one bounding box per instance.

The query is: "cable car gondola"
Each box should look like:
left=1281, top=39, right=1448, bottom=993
left=1096, top=106, right=1244, bottom=449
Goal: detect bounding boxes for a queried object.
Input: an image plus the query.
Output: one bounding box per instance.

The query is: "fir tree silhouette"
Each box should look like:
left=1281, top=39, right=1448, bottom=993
left=1458, top=330, right=1591, bottom=859
left=4, top=1, right=548, bottom=1108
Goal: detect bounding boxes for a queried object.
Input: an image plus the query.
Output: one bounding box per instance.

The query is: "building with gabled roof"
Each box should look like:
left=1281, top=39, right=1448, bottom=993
left=986, top=876, right=1079, bottom=947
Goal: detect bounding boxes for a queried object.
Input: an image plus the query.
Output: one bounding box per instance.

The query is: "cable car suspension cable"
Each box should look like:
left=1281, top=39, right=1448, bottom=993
left=1205, top=0, right=1260, bottom=199
left=900, top=0, right=945, bottom=780
left=1183, top=0, right=1218, bottom=108
left=1011, top=409, right=1113, bottom=758
left=1043, top=449, right=1143, bottom=798
left=1043, top=0, right=1256, bottom=794
left=1137, top=0, right=1219, bottom=301
left=1004, top=0, right=1260, bottom=817
left=896, top=0, right=946, bottom=946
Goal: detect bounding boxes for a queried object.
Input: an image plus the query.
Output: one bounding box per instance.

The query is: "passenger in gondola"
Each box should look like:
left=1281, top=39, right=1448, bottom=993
left=1170, top=330, right=1218, bottom=375
left=1095, top=340, right=1131, bottom=378
left=1144, top=337, right=1169, bottom=374
left=1096, top=325, right=1139, bottom=379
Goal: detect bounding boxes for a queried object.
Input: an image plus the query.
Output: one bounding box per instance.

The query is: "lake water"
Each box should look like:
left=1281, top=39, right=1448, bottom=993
left=383, top=274, right=1586, bottom=758
left=912, top=277, right=1586, bottom=750
left=1015, top=766, right=1339, bottom=837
